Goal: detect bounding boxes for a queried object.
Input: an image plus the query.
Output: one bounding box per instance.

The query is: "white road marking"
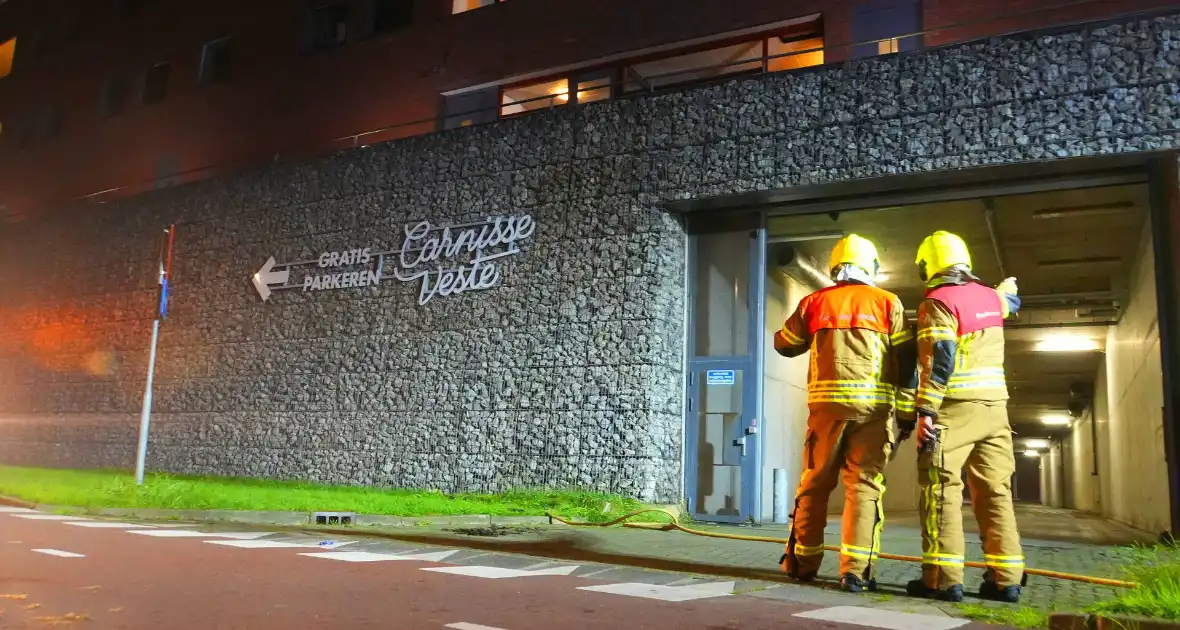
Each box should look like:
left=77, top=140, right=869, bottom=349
left=128, top=530, right=273, bottom=539
left=578, top=581, right=735, bottom=602
left=12, top=514, right=90, bottom=521
left=32, top=549, right=85, bottom=558
left=0, top=507, right=37, bottom=513
left=445, top=624, right=506, bottom=630
left=298, top=550, right=458, bottom=563
left=64, top=522, right=154, bottom=529
left=205, top=540, right=357, bottom=550
left=422, top=565, right=578, bottom=580
left=793, top=606, right=971, bottom=630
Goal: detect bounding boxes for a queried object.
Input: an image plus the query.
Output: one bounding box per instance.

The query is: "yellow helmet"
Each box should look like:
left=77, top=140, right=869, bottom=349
left=915, top=231, right=972, bottom=280
left=828, top=234, right=880, bottom=277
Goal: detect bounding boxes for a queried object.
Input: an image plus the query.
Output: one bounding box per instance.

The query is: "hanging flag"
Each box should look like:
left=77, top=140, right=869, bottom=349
left=157, top=225, right=175, bottom=321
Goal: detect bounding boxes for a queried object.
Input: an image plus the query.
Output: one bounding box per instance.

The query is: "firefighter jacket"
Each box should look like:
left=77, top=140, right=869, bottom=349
left=915, top=276, right=1022, bottom=417
left=774, top=281, right=918, bottom=421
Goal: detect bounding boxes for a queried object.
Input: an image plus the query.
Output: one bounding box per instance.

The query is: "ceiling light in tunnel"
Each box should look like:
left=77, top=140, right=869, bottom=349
left=1034, top=334, right=1101, bottom=353
left=1024, top=439, right=1051, bottom=449
left=767, top=231, right=845, bottom=244
left=1023, top=450, right=1042, bottom=458
left=1041, top=414, right=1072, bottom=426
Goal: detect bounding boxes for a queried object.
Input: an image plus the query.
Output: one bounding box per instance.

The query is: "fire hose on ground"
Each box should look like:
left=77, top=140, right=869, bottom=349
left=545, top=509, right=1138, bottom=589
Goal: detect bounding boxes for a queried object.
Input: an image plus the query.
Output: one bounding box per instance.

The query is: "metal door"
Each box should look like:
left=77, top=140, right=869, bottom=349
left=684, top=215, right=766, bottom=523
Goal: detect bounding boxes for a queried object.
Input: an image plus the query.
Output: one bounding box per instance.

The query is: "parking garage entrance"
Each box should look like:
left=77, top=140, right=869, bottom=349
left=684, top=157, right=1179, bottom=541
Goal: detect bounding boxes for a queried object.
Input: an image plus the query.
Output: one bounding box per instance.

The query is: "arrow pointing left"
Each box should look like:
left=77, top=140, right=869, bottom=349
left=251, top=257, right=290, bottom=301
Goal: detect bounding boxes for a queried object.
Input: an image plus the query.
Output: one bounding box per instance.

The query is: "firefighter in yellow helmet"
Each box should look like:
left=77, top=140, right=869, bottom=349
left=908, top=230, right=1025, bottom=603
left=774, top=234, right=918, bottom=593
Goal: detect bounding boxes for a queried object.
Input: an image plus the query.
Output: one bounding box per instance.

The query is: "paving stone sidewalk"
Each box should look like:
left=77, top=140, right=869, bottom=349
left=324, top=505, right=1157, bottom=616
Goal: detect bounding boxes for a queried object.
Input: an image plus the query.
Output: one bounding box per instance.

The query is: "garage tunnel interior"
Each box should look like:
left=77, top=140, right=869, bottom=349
left=756, top=182, right=1168, bottom=540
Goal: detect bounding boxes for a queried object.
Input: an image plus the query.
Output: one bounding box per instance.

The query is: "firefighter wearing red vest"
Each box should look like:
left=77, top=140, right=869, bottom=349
left=907, top=231, right=1026, bottom=604
left=774, top=234, right=918, bottom=593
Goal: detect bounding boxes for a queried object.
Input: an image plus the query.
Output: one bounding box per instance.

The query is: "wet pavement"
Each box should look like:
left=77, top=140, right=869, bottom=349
left=0, top=505, right=1003, bottom=630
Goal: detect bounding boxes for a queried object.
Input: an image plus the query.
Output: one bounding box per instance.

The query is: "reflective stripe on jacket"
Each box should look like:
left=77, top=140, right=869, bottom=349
left=774, top=282, right=917, bottom=419
left=915, top=280, right=1021, bottom=415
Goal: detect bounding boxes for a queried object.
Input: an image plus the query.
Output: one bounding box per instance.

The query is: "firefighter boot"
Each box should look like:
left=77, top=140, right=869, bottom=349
left=840, top=573, right=867, bottom=593
left=979, top=569, right=1022, bottom=603
left=906, top=579, right=965, bottom=603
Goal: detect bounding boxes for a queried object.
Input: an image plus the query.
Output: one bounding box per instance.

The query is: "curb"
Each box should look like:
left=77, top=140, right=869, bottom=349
left=1051, top=613, right=1180, bottom=629
left=0, top=497, right=570, bottom=528
left=0, top=495, right=35, bottom=509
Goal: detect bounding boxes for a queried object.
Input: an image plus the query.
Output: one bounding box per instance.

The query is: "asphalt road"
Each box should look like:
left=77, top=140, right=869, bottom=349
left=0, top=508, right=1000, bottom=630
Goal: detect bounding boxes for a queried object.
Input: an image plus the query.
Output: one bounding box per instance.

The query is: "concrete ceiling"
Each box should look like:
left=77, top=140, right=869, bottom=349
left=766, top=183, right=1151, bottom=441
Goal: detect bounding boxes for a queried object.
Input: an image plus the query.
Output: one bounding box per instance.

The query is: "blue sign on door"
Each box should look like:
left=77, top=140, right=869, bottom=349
left=706, top=369, right=736, bottom=386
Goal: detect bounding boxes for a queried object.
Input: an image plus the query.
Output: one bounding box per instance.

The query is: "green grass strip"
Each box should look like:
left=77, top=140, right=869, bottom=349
left=1088, top=546, right=1180, bottom=621
left=0, top=465, right=664, bottom=523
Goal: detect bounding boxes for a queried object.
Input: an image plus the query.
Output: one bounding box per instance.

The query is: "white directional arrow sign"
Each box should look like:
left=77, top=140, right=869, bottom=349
left=251, top=257, right=290, bottom=301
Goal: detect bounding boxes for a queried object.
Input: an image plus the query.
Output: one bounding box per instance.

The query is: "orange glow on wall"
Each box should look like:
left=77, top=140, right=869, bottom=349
left=0, top=305, right=129, bottom=377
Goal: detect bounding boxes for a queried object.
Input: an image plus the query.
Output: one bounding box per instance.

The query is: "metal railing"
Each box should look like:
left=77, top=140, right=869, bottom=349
left=49, top=0, right=1180, bottom=216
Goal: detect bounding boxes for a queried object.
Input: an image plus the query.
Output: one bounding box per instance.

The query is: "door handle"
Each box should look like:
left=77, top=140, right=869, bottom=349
left=733, top=436, right=746, bottom=457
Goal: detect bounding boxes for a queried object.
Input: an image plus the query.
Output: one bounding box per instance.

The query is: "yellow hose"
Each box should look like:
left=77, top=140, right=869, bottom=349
left=546, top=509, right=1138, bottom=589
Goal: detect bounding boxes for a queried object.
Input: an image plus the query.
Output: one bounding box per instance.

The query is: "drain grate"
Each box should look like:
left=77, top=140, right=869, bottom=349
left=313, top=511, right=356, bottom=526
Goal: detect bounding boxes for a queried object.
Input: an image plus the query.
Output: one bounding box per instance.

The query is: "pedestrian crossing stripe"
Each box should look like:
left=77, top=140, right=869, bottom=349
left=129, top=530, right=273, bottom=539
left=298, top=550, right=458, bottom=563
left=422, top=566, right=578, bottom=580
left=793, top=606, right=971, bottom=630
left=577, top=581, right=734, bottom=602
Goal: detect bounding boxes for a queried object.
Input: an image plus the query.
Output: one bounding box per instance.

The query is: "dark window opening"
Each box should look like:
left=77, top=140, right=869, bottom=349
left=21, top=31, right=46, bottom=68
left=142, top=62, right=170, bottom=105
left=14, top=120, right=32, bottom=150
left=115, top=0, right=145, bottom=17
left=101, top=76, right=130, bottom=118
left=40, top=104, right=62, bottom=142
left=198, top=37, right=233, bottom=85
left=441, top=88, right=498, bottom=130
left=850, top=0, right=922, bottom=59
left=374, top=0, right=414, bottom=34
left=309, top=3, right=349, bottom=51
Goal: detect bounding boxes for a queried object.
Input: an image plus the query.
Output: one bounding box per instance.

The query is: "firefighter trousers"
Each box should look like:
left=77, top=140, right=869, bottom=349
left=918, top=400, right=1025, bottom=589
left=783, top=409, right=894, bottom=580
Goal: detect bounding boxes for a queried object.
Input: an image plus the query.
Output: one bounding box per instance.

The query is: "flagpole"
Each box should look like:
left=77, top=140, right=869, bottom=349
left=135, top=225, right=175, bottom=486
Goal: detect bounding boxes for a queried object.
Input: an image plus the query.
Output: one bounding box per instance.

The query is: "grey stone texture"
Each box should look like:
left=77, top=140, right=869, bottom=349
left=1, top=13, right=1179, bottom=502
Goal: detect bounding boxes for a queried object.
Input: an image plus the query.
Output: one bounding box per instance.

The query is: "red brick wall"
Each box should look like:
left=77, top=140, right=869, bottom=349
left=0, top=0, right=1171, bottom=219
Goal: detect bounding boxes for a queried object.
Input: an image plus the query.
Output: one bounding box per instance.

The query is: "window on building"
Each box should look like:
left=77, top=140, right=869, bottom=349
left=115, top=0, right=145, bottom=17
left=101, top=76, right=131, bottom=118
left=575, top=77, right=612, bottom=104
left=21, top=31, right=45, bottom=68
left=142, top=62, right=170, bottom=105
left=13, top=120, right=31, bottom=150
left=452, top=0, right=502, bottom=15
left=198, top=37, right=233, bottom=85
left=59, top=10, right=82, bottom=44
left=0, top=37, right=16, bottom=80
left=766, top=35, right=825, bottom=72
left=309, top=2, right=349, bottom=51
left=851, top=0, right=921, bottom=58
left=40, top=104, right=62, bottom=142
left=441, top=87, right=498, bottom=129
left=374, top=0, right=414, bottom=33
left=621, top=29, right=823, bottom=94
left=500, top=77, right=568, bottom=117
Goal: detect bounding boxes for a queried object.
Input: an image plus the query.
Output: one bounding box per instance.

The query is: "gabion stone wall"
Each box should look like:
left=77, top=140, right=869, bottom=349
left=0, top=11, right=1177, bottom=502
